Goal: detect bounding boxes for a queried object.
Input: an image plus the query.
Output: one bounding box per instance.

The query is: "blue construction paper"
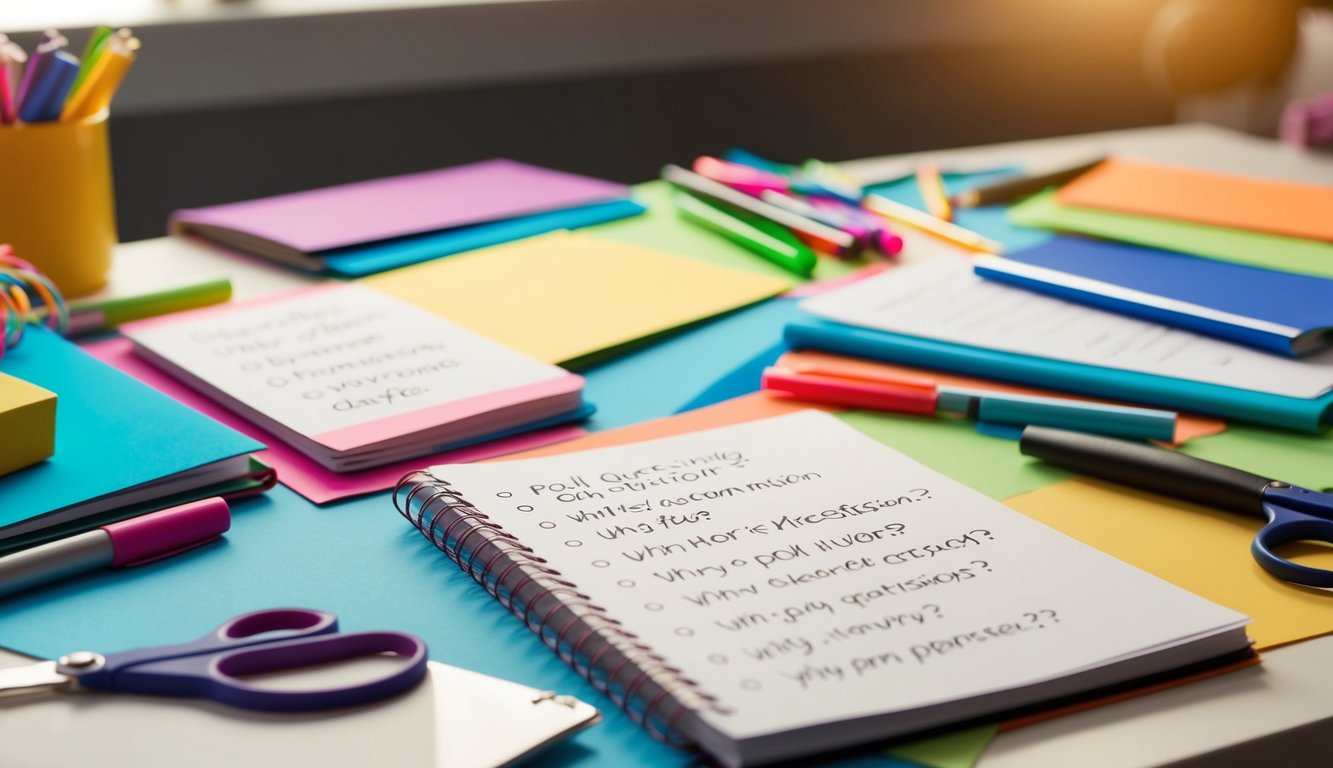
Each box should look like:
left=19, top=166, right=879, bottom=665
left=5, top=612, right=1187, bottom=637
left=677, top=341, right=787, bottom=413
left=321, top=198, right=647, bottom=277
left=0, top=328, right=261, bottom=533
left=0, top=486, right=911, bottom=767
left=784, top=316, right=1333, bottom=432
left=980, top=237, right=1333, bottom=356
left=579, top=298, right=804, bottom=430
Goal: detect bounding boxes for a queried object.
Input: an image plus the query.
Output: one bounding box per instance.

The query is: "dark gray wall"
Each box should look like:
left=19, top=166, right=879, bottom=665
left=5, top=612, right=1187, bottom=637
left=108, top=38, right=1173, bottom=242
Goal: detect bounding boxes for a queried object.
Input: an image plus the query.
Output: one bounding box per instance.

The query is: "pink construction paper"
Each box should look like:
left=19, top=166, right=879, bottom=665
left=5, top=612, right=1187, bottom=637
left=784, top=263, right=893, bottom=298
left=169, top=159, right=630, bottom=253
left=83, top=338, right=589, bottom=505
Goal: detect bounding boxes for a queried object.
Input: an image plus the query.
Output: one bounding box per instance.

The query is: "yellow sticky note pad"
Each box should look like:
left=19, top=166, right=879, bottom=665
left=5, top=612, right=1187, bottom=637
left=0, top=372, right=56, bottom=476
left=363, top=231, right=791, bottom=367
left=1006, top=479, right=1333, bottom=651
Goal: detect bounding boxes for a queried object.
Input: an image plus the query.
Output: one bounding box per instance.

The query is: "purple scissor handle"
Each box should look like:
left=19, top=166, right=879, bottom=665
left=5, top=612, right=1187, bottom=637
left=54, top=608, right=429, bottom=712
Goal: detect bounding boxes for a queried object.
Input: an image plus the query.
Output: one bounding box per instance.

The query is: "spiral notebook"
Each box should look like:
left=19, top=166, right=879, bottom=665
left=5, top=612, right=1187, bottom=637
left=394, top=410, right=1250, bottom=767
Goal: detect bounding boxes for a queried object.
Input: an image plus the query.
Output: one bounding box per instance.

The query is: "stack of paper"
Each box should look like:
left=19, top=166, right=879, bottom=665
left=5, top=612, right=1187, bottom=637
left=121, top=284, right=589, bottom=472
left=0, top=328, right=265, bottom=554
left=171, top=159, right=645, bottom=276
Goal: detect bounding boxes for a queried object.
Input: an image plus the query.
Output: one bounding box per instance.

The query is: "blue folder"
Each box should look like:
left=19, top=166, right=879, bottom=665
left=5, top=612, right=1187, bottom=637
left=976, top=237, right=1333, bottom=357
left=0, top=329, right=263, bottom=548
left=320, top=198, right=647, bottom=277
left=784, top=315, right=1333, bottom=432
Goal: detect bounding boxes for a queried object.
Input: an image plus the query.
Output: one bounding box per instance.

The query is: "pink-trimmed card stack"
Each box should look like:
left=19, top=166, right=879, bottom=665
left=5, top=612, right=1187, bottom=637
left=119, top=283, right=588, bottom=473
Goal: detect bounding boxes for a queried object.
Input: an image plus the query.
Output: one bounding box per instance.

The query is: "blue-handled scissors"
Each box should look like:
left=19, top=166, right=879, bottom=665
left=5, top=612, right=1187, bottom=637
left=1020, top=426, right=1333, bottom=588
left=0, top=608, right=428, bottom=712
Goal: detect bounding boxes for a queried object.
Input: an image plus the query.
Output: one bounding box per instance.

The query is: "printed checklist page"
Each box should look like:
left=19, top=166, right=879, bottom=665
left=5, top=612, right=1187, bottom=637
left=421, top=411, right=1247, bottom=739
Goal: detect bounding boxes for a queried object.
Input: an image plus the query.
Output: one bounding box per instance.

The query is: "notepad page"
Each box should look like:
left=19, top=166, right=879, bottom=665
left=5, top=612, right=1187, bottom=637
left=800, top=258, right=1333, bottom=399
left=421, top=411, right=1246, bottom=742
left=121, top=283, right=572, bottom=451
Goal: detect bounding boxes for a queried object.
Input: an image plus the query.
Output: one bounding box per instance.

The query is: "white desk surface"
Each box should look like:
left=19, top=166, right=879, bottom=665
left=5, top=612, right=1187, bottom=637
left=87, top=122, right=1333, bottom=767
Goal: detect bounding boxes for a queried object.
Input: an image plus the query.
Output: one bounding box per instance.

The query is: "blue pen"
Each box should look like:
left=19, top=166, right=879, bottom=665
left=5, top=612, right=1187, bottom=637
left=14, top=31, right=64, bottom=112
left=18, top=50, right=77, bottom=123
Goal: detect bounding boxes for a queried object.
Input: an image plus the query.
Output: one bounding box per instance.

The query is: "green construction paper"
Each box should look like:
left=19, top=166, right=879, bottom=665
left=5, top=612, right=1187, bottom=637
left=1179, top=423, right=1333, bottom=491
left=885, top=725, right=1000, bottom=768
left=1008, top=191, right=1333, bottom=278
left=592, top=181, right=869, bottom=282
left=834, top=410, right=1072, bottom=502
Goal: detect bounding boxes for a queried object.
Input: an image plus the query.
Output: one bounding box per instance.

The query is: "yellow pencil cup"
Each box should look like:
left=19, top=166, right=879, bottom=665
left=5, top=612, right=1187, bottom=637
left=0, top=111, right=116, bottom=298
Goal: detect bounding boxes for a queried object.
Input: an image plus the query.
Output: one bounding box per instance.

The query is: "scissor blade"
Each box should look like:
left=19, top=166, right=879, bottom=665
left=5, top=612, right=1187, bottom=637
left=0, top=661, right=70, bottom=699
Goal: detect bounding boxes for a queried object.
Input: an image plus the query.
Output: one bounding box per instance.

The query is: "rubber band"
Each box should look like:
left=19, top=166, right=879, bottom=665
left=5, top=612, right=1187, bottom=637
left=0, top=246, right=70, bottom=360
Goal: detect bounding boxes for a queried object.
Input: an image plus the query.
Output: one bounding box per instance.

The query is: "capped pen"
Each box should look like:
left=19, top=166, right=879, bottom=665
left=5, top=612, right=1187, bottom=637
left=762, top=365, right=1179, bottom=442
left=671, top=191, right=817, bottom=277
left=693, top=155, right=790, bottom=197
left=0, top=35, right=27, bottom=125
left=951, top=157, right=1106, bottom=208
left=0, top=497, right=230, bottom=598
left=862, top=193, right=1003, bottom=254
left=61, top=29, right=139, bottom=122
left=758, top=190, right=875, bottom=257
left=806, top=197, right=904, bottom=256
left=663, top=164, right=857, bottom=255
left=915, top=161, right=953, bottom=221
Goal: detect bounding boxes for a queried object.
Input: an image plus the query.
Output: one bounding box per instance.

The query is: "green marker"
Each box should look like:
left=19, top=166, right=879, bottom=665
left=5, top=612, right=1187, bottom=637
left=671, top=191, right=817, bottom=278
left=67, top=278, right=233, bottom=336
left=70, top=25, right=115, bottom=96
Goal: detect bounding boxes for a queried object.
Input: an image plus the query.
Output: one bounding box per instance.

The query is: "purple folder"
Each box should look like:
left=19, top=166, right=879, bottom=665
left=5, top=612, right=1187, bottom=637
left=170, top=159, right=633, bottom=271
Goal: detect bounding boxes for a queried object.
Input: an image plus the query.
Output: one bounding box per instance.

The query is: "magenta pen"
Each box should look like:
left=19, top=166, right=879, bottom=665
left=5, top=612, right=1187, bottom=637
left=0, top=497, right=230, bottom=598
left=807, top=197, right=905, bottom=256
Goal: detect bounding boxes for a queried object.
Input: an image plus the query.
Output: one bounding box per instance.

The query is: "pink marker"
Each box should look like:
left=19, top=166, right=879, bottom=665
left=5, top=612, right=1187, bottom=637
left=692, top=155, right=790, bottom=197
left=0, top=497, right=230, bottom=598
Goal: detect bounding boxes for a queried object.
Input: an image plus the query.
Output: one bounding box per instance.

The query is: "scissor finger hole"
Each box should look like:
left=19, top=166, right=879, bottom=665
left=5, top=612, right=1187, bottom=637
left=224, top=609, right=329, bottom=640
left=1265, top=538, right=1333, bottom=571
left=223, top=651, right=418, bottom=693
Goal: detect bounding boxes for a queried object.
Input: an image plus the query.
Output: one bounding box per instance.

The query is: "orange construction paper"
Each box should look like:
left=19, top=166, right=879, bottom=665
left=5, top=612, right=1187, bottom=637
left=500, top=392, right=831, bottom=461
left=775, top=349, right=1227, bottom=445
left=1058, top=157, right=1333, bottom=243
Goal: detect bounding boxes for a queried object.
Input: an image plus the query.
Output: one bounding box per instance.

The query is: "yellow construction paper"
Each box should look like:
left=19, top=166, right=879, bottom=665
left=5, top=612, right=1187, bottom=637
left=1006, top=478, right=1333, bottom=650
left=0, top=372, right=56, bottom=476
left=363, top=230, right=790, bottom=367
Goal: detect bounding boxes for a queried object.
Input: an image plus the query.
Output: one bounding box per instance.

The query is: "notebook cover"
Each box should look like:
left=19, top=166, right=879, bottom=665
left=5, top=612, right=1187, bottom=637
left=783, top=316, right=1333, bottom=432
left=976, top=238, right=1333, bottom=356
left=0, top=328, right=262, bottom=534
left=1057, top=157, right=1333, bottom=243
left=170, top=159, right=632, bottom=254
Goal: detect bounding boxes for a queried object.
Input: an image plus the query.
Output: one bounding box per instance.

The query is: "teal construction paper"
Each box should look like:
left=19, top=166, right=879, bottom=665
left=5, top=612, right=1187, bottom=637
left=0, top=328, right=261, bottom=533
left=0, top=486, right=913, bottom=768
left=322, top=198, right=647, bottom=277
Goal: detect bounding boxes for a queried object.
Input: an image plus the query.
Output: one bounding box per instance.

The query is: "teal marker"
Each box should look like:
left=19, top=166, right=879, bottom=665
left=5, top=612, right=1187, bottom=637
left=671, top=191, right=817, bottom=278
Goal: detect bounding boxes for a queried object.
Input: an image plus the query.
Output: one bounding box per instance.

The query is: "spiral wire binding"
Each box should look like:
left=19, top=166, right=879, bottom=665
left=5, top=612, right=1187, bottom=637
left=393, top=470, right=726, bottom=748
